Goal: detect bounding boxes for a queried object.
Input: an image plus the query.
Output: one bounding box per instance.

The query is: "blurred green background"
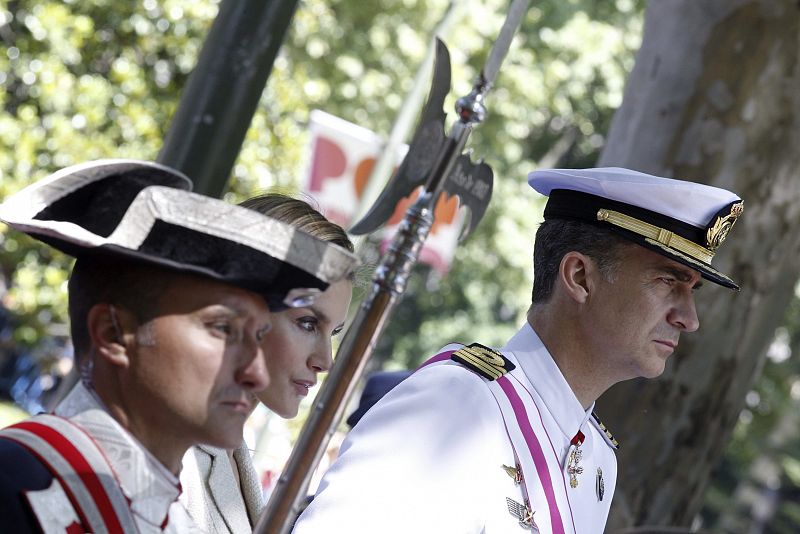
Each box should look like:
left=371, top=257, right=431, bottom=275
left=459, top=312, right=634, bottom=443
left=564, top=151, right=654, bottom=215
left=1, top=0, right=798, bottom=530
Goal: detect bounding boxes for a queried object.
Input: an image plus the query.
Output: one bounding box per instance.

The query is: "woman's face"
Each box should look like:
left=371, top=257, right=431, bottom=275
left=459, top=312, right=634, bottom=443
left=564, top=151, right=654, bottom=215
left=257, top=280, right=353, bottom=418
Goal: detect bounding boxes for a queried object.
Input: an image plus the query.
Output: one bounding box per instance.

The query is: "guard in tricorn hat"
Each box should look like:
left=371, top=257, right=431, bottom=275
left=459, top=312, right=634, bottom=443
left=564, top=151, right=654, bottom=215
left=0, top=160, right=359, bottom=533
left=293, top=167, right=742, bottom=534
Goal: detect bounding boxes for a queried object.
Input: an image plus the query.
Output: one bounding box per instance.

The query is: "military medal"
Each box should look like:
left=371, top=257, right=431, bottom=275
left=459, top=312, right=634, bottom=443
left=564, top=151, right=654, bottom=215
left=506, top=497, right=538, bottom=531
left=567, top=431, right=585, bottom=488
left=502, top=463, right=523, bottom=485
left=596, top=468, right=605, bottom=501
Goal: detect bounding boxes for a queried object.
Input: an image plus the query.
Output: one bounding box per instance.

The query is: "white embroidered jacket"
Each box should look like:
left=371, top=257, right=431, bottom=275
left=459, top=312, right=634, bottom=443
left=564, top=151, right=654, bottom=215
left=44, top=383, right=202, bottom=533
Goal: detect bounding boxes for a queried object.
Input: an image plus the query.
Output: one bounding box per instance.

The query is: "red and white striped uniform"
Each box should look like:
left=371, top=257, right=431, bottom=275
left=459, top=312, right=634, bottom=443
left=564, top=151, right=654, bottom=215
left=0, top=383, right=202, bottom=533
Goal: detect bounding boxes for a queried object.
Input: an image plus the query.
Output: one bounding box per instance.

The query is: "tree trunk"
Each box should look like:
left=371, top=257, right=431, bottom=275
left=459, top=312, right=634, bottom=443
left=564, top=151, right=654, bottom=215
left=596, top=0, right=800, bottom=528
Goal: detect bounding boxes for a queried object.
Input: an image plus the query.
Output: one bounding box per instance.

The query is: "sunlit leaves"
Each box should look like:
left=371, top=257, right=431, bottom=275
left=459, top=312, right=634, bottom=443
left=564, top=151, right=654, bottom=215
left=1, top=0, right=645, bottom=368
left=0, top=0, right=218, bottom=347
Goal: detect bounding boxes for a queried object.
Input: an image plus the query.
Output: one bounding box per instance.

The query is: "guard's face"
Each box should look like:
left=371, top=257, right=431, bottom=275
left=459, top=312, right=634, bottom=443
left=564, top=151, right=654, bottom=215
left=124, top=275, right=272, bottom=453
left=257, top=279, right=353, bottom=418
left=584, top=245, right=701, bottom=381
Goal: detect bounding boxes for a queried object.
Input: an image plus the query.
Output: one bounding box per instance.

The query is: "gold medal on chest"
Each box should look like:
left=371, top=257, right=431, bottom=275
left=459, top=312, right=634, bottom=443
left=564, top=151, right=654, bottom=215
left=567, top=431, right=585, bottom=488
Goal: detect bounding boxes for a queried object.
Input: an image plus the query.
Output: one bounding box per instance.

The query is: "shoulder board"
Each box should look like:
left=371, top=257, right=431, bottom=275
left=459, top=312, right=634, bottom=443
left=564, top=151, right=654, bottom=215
left=451, top=343, right=515, bottom=381
left=591, top=412, right=620, bottom=450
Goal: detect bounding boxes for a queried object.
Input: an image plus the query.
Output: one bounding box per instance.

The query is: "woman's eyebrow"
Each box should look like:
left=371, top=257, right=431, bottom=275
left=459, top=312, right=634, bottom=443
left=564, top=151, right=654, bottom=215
left=305, top=305, right=330, bottom=324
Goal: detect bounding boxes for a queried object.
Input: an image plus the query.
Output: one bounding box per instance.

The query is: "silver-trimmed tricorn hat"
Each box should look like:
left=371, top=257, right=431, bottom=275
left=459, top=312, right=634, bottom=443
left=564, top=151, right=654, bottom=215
left=528, top=167, right=743, bottom=290
left=0, top=159, right=361, bottom=309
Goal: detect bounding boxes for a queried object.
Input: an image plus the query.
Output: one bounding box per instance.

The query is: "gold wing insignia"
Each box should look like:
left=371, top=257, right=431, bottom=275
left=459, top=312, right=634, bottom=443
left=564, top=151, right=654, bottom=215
left=502, top=464, right=522, bottom=485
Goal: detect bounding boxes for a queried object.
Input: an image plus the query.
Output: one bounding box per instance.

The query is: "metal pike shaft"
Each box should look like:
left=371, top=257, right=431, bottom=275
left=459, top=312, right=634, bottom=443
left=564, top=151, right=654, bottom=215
left=254, top=3, right=529, bottom=532
left=255, top=198, right=434, bottom=534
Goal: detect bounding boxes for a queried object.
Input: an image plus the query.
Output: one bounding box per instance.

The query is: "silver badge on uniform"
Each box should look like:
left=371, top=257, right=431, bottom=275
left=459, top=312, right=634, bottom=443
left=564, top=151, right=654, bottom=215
left=506, top=497, right=538, bottom=531
left=596, top=468, right=605, bottom=501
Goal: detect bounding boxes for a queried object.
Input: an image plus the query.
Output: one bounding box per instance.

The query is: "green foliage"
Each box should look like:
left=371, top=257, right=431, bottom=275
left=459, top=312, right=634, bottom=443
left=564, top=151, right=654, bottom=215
left=9, top=4, right=800, bottom=528
left=249, top=0, right=646, bottom=365
left=0, top=0, right=218, bottom=348
left=1, top=0, right=646, bottom=365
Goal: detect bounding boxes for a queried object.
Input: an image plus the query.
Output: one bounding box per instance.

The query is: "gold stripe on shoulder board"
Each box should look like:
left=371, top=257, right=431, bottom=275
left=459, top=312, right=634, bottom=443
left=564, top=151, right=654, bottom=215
left=591, top=412, right=620, bottom=449
left=451, top=343, right=516, bottom=381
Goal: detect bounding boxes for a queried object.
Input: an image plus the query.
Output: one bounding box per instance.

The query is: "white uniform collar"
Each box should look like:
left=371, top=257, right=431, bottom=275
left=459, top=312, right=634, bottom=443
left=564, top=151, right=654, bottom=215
left=503, top=323, right=593, bottom=440
left=54, top=382, right=182, bottom=529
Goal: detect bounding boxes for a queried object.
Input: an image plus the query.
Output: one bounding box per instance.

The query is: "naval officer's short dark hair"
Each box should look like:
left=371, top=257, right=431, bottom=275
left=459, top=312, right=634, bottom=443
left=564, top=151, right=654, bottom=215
left=532, top=220, right=629, bottom=304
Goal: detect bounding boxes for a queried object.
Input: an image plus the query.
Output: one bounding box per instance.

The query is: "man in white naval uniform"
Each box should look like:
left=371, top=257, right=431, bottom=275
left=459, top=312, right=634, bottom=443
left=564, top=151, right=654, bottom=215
left=293, top=167, right=744, bottom=533
left=0, top=160, right=359, bottom=533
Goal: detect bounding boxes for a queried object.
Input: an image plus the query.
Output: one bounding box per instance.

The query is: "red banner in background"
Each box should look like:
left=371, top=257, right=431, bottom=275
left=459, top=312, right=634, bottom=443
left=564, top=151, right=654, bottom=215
left=303, top=110, right=392, bottom=228
left=302, top=110, right=463, bottom=274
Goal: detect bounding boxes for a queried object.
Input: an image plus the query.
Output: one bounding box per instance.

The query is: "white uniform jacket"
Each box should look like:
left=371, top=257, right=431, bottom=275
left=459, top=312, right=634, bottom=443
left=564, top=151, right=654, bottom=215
left=293, top=323, right=618, bottom=533
left=180, top=442, right=264, bottom=533
left=56, top=383, right=201, bottom=533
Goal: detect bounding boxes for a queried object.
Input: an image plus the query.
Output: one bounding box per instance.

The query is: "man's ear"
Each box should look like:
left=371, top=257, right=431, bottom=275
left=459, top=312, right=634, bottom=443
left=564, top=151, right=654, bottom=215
left=558, top=252, right=595, bottom=304
left=86, top=304, right=134, bottom=368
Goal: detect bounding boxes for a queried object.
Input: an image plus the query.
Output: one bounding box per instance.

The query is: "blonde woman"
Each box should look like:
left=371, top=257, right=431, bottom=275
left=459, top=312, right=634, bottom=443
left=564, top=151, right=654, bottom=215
left=179, top=194, right=355, bottom=533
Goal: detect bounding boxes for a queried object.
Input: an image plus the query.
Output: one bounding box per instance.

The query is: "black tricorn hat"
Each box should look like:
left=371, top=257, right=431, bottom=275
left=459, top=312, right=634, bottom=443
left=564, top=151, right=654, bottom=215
left=0, top=160, right=360, bottom=309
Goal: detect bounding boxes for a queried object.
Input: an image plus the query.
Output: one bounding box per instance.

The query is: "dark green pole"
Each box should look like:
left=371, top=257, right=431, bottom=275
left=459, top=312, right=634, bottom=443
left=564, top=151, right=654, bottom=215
left=158, top=0, right=299, bottom=197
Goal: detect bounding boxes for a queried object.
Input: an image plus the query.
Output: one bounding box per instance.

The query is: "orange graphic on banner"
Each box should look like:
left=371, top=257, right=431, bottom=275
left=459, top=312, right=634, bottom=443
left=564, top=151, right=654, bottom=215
left=387, top=188, right=459, bottom=236
left=353, top=158, right=375, bottom=199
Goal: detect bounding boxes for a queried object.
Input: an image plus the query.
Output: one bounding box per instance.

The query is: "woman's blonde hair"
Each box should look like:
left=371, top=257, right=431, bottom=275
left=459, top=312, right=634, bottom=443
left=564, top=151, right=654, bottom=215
left=239, top=193, right=354, bottom=253
left=240, top=193, right=365, bottom=288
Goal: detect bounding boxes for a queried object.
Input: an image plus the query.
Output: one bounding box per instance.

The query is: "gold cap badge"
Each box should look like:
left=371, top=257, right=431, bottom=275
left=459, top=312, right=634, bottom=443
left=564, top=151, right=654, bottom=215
left=706, top=201, right=743, bottom=252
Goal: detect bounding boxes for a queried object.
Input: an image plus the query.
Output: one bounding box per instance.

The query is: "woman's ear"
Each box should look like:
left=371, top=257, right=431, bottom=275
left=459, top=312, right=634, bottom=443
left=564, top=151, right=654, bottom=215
left=558, top=252, right=594, bottom=304
left=86, top=304, right=133, bottom=368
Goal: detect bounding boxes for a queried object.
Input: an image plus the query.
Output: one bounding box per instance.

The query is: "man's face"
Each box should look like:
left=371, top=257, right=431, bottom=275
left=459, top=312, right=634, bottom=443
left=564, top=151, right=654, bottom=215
left=584, top=245, right=701, bottom=381
left=123, top=275, right=272, bottom=452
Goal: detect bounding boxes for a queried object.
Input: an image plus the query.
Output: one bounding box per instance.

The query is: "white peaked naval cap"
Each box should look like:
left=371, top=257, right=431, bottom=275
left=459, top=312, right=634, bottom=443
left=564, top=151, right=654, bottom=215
left=528, top=167, right=743, bottom=289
